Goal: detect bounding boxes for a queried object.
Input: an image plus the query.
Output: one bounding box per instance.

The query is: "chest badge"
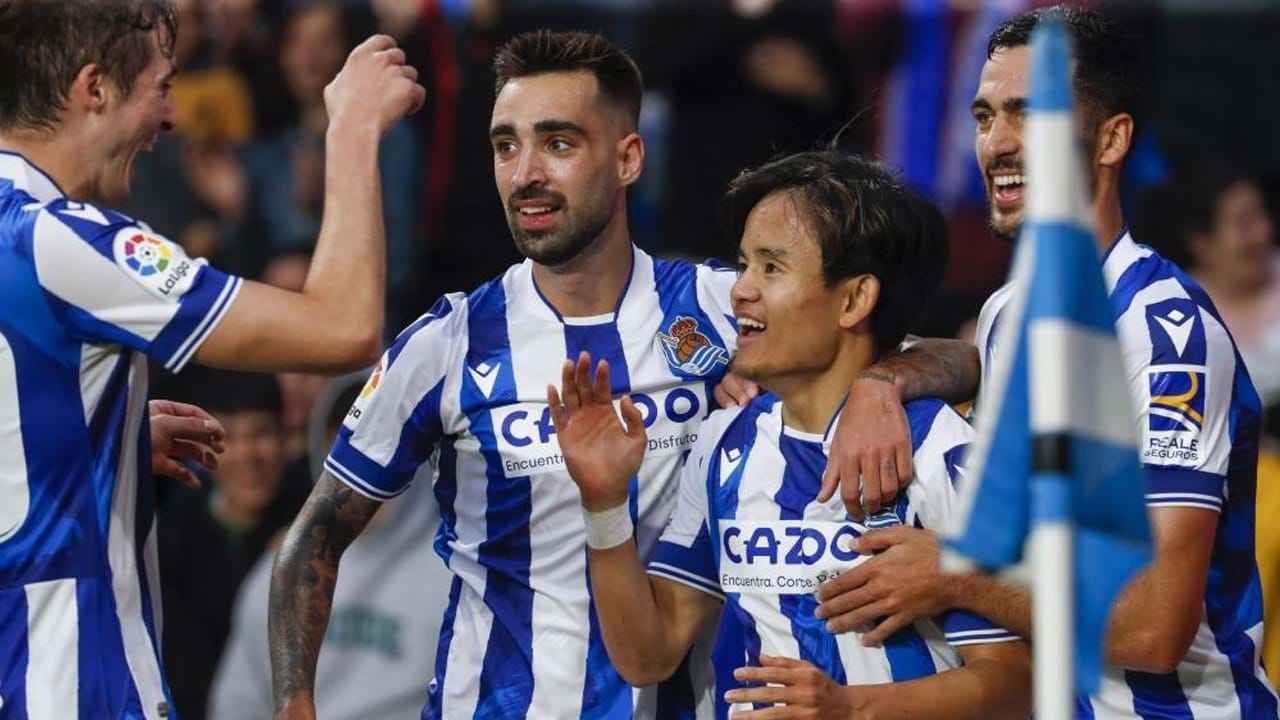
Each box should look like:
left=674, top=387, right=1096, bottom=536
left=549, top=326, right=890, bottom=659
left=656, top=316, right=730, bottom=377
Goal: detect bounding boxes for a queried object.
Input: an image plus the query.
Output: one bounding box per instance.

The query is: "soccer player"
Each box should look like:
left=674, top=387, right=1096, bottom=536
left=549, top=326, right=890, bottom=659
left=814, top=5, right=1280, bottom=717
left=268, top=31, right=738, bottom=720
left=551, top=151, right=1031, bottom=719
left=0, top=0, right=423, bottom=717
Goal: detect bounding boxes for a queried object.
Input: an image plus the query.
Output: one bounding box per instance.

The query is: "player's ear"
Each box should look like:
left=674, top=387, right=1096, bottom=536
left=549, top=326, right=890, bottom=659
left=839, top=274, right=879, bottom=331
left=618, top=132, right=644, bottom=188
left=70, top=63, right=112, bottom=115
left=1095, top=112, right=1133, bottom=170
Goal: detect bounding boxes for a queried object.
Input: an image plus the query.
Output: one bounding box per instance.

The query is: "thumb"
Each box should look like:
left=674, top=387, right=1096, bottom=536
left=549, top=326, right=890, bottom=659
left=620, top=396, right=645, bottom=436
left=854, top=526, right=914, bottom=554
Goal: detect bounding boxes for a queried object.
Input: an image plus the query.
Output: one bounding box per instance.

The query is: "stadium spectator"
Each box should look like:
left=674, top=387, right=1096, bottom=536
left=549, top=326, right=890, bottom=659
left=1141, top=164, right=1280, bottom=407
left=209, top=375, right=451, bottom=720
left=242, top=1, right=424, bottom=327
left=159, top=371, right=310, bottom=720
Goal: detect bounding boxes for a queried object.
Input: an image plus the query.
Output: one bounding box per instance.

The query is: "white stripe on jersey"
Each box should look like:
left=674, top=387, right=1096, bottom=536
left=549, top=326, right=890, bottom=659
left=0, top=336, right=27, bottom=543
left=107, top=354, right=167, bottom=720
left=26, top=578, right=79, bottom=719
left=78, top=344, right=122, bottom=425
left=32, top=213, right=175, bottom=343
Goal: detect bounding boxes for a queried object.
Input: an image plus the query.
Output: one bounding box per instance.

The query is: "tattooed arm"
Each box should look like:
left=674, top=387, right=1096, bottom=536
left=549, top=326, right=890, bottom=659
left=269, top=471, right=381, bottom=719
left=821, top=338, right=981, bottom=517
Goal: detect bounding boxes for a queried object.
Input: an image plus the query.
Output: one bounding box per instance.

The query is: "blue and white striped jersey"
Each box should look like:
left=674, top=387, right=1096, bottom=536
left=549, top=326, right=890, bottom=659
left=326, top=249, right=737, bottom=719
left=648, top=394, right=1019, bottom=713
left=976, top=230, right=1280, bottom=719
left=0, top=152, right=242, bottom=719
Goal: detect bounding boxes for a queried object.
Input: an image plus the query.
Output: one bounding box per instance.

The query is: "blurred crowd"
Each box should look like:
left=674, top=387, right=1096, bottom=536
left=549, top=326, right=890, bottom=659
left=137, top=1, right=1280, bottom=718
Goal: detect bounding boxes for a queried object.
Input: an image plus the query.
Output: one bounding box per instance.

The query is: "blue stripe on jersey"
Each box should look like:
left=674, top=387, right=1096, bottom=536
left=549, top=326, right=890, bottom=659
left=434, top=436, right=459, bottom=568
left=882, top=628, right=938, bottom=682
left=424, top=576, right=463, bottom=720
left=0, top=324, right=101, bottom=585
left=87, top=354, right=131, bottom=547
left=77, top=577, right=144, bottom=716
left=707, top=406, right=766, bottom=707
left=1126, top=670, right=1194, bottom=719
left=1076, top=694, right=1097, bottom=719
left=465, top=280, right=535, bottom=720
left=775, top=437, right=846, bottom=685
left=905, top=399, right=947, bottom=454
left=563, top=321, right=634, bottom=720
left=394, top=295, right=455, bottom=365
left=656, top=654, right=697, bottom=720
left=0, top=587, right=29, bottom=716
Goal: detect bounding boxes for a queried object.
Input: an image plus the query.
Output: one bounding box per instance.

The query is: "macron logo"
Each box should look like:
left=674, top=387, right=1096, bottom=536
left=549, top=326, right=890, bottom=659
left=1154, top=308, right=1195, bottom=358
left=59, top=202, right=109, bottom=225
left=468, top=361, right=501, bottom=399
left=720, top=447, right=743, bottom=485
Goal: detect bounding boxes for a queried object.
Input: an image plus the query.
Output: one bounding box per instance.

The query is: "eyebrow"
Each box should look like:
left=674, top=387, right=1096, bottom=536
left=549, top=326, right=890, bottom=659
left=971, top=96, right=1027, bottom=115
left=489, top=119, right=587, bottom=139
left=743, top=246, right=789, bottom=261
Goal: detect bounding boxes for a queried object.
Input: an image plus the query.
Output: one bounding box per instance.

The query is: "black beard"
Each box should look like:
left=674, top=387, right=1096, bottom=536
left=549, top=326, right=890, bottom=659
left=508, top=209, right=611, bottom=266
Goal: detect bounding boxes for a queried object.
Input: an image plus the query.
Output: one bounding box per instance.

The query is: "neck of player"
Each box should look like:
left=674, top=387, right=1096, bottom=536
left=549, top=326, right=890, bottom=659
left=1092, top=160, right=1126, bottom=256
left=771, top=334, right=876, bottom=437
left=1, top=129, right=101, bottom=202
left=532, top=196, right=634, bottom=318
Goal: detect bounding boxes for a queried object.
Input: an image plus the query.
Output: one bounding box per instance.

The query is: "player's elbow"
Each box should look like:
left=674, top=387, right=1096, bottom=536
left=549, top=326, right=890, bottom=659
left=325, top=329, right=382, bottom=373
left=1117, top=622, right=1197, bottom=674
left=615, top=658, right=679, bottom=688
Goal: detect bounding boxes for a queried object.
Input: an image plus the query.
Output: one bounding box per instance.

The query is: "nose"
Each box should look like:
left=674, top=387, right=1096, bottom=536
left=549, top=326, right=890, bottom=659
left=161, top=97, right=177, bottom=134
left=511, top=146, right=547, bottom=190
left=982, top=113, right=1021, bottom=163
left=730, top=269, right=760, bottom=309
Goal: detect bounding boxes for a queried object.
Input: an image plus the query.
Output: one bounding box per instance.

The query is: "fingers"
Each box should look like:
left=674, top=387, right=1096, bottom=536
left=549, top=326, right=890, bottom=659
left=816, top=464, right=837, bottom=504
left=878, top=457, right=899, bottom=507
left=714, top=374, right=758, bottom=408
left=860, top=453, right=885, bottom=516
left=547, top=385, right=567, bottom=432
left=814, top=582, right=878, bottom=630
left=860, top=611, right=913, bottom=646
left=154, top=457, right=200, bottom=489
left=574, top=352, right=594, bottom=408
left=168, top=439, right=219, bottom=471
left=757, top=654, right=804, bottom=669
left=844, top=461, right=870, bottom=520
left=374, top=47, right=407, bottom=67
left=828, top=598, right=893, bottom=636
left=353, top=33, right=397, bottom=56
left=619, top=396, right=645, bottom=436
left=894, top=435, right=914, bottom=493
left=852, top=526, right=917, bottom=555
left=561, top=359, right=579, bottom=413
left=592, top=359, right=612, bottom=405
left=729, top=707, right=795, bottom=720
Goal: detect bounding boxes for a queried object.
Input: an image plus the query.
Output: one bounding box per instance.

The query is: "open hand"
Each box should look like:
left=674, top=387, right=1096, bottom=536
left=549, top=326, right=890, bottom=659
left=820, top=372, right=914, bottom=519
left=724, top=655, right=857, bottom=719
left=548, top=352, right=646, bottom=511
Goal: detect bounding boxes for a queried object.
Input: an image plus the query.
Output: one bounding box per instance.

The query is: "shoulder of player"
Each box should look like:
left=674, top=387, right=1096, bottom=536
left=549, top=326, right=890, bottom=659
left=903, top=397, right=968, bottom=449
left=33, top=198, right=145, bottom=235
left=383, top=293, right=471, bottom=369
left=1117, top=269, right=1237, bottom=366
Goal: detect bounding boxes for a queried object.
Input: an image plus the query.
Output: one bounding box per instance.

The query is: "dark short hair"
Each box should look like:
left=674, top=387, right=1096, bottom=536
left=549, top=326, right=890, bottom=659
left=1140, top=163, right=1257, bottom=271
left=722, top=151, right=950, bottom=351
left=988, top=3, right=1145, bottom=138
left=188, top=370, right=284, bottom=420
left=0, top=0, right=178, bottom=132
left=493, top=30, right=643, bottom=126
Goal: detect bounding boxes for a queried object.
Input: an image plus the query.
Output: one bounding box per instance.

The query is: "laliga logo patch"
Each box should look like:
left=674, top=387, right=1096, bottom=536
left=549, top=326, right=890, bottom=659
left=345, top=358, right=386, bottom=425
left=656, top=316, right=729, bottom=377
left=1144, top=367, right=1206, bottom=466
left=113, top=228, right=197, bottom=301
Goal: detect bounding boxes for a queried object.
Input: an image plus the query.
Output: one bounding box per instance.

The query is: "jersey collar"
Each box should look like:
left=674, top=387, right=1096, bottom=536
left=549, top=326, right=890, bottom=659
left=0, top=151, right=66, bottom=204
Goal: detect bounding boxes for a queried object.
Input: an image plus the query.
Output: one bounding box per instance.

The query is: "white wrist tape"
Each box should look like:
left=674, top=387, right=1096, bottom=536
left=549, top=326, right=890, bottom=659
left=583, top=502, right=633, bottom=550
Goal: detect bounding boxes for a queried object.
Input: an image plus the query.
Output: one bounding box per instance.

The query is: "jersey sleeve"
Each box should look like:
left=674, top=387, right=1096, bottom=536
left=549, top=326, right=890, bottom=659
left=31, top=202, right=241, bottom=372
left=324, top=295, right=465, bottom=501
left=1128, top=296, right=1235, bottom=512
left=695, top=261, right=739, bottom=355
left=647, top=409, right=738, bottom=601
left=903, top=402, right=1021, bottom=646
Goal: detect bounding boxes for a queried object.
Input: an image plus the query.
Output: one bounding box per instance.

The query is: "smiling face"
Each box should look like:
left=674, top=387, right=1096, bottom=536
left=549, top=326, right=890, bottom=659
left=730, top=191, right=850, bottom=386
left=86, top=30, right=176, bottom=202
left=490, top=71, right=630, bottom=266
left=971, top=45, right=1032, bottom=242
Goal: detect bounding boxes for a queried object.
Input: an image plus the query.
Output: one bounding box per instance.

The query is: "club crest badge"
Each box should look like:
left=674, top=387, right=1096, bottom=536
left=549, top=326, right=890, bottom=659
left=656, top=315, right=729, bottom=377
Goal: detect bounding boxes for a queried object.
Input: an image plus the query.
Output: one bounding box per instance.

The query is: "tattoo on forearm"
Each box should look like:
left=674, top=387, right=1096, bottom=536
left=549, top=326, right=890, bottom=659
left=269, top=472, right=380, bottom=711
left=857, top=369, right=897, bottom=385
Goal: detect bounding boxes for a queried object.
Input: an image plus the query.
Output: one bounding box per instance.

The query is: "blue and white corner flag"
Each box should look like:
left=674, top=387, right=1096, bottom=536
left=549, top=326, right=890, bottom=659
left=945, top=18, right=1152, bottom=697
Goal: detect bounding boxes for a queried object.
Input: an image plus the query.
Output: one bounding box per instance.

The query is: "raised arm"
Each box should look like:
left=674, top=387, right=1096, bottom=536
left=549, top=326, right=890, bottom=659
left=268, top=472, right=381, bottom=719
left=549, top=353, right=722, bottom=684
left=194, top=35, right=426, bottom=374
left=822, top=338, right=981, bottom=518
